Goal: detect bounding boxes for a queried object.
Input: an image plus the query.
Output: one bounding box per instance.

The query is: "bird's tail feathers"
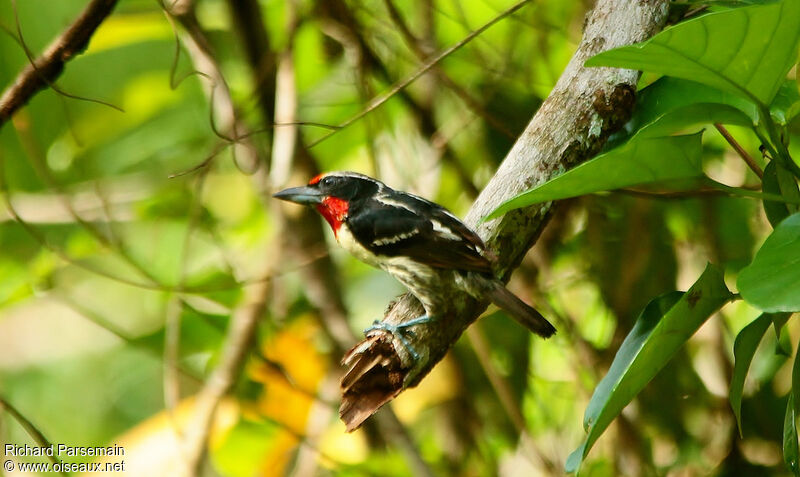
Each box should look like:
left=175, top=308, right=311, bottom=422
left=484, top=280, right=556, bottom=338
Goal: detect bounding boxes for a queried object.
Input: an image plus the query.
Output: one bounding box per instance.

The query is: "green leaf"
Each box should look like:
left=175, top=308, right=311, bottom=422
left=775, top=313, right=793, bottom=356
left=566, top=265, right=732, bottom=473
left=776, top=163, right=800, bottom=215
left=782, top=344, right=800, bottom=475
left=707, top=0, right=783, bottom=5
left=786, top=392, right=800, bottom=476
left=779, top=327, right=794, bottom=356
left=763, top=162, right=793, bottom=227
left=565, top=291, right=682, bottom=473
left=771, top=80, right=800, bottom=125
left=586, top=0, right=800, bottom=105
left=484, top=133, right=703, bottom=221
left=761, top=159, right=800, bottom=225
left=738, top=213, right=800, bottom=312
left=730, top=313, right=772, bottom=436
left=624, top=77, right=755, bottom=139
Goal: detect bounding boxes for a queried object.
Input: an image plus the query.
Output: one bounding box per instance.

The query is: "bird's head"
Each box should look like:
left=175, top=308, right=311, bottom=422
left=273, top=171, right=380, bottom=235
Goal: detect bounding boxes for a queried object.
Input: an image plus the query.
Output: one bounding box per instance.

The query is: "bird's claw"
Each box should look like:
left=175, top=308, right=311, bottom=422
left=364, top=315, right=434, bottom=361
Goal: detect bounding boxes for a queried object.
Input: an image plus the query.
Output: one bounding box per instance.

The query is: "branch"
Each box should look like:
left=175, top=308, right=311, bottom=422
left=180, top=278, right=270, bottom=476
left=0, top=0, right=119, bottom=126
left=714, top=123, right=763, bottom=179
left=340, top=0, right=670, bottom=432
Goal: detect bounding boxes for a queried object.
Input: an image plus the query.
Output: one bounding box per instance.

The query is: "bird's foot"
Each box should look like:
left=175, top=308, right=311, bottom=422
left=365, top=315, right=435, bottom=361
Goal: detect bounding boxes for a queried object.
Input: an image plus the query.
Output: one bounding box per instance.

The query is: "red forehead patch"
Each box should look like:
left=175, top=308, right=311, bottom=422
left=309, top=173, right=324, bottom=185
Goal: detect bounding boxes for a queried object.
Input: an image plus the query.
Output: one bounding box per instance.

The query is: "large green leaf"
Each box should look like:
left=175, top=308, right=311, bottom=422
left=738, top=213, right=800, bottom=312
left=730, top=313, right=773, bottom=436
left=774, top=313, right=793, bottom=356
left=484, top=133, right=703, bottom=221
left=586, top=0, right=800, bottom=106
left=622, top=77, right=755, bottom=140
left=566, top=265, right=733, bottom=472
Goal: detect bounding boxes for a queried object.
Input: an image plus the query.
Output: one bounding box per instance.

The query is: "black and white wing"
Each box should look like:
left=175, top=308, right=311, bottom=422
left=347, top=193, right=493, bottom=274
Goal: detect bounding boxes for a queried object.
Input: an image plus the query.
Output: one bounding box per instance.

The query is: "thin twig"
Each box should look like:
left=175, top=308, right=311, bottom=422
left=167, top=142, right=230, bottom=178
left=164, top=172, right=209, bottom=412
left=318, top=0, right=481, bottom=197
left=166, top=0, right=261, bottom=175
left=160, top=7, right=211, bottom=90
left=382, top=0, right=516, bottom=139
left=8, top=0, right=124, bottom=129
left=307, top=0, right=531, bottom=149
left=11, top=115, right=163, bottom=286
left=714, top=123, right=763, bottom=179
left=0, top=151, right=328, bottom=296
left=0, top=174, right=164, bottom=290
left=0, top=396, right=66, bottom=475
left=0, top=199, right=325, bottom=296
left=57, top=295, right=204, bottom=384
left=269, top=0, right=300, bottom=188
left=0, top=0, right=121, bottom=126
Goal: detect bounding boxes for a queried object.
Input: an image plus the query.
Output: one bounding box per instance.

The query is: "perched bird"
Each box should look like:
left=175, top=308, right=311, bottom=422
left=274, top=172, right=555, bottom=359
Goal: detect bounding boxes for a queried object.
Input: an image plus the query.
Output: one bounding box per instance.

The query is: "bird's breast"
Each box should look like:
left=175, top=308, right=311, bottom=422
left=336, top=224, right=383, bottom=268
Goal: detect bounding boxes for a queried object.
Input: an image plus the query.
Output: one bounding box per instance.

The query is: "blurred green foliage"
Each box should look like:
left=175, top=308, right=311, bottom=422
left=0, top=0, right=799, bottom=476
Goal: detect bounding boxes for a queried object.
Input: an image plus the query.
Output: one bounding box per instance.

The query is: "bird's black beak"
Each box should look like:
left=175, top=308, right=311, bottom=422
left=273, top=185, right=324, bottom=205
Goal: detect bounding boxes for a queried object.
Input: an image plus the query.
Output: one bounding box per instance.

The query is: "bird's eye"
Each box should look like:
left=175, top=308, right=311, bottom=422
left=320, top=176, right=335, bottom=187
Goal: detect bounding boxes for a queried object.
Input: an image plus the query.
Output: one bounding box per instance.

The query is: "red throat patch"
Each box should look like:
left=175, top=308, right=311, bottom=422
left=316, top=196, right=349, bottom=237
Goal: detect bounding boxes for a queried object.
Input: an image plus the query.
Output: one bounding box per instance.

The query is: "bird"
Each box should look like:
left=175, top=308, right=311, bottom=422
left=274, top=171, right=555, bottom=360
